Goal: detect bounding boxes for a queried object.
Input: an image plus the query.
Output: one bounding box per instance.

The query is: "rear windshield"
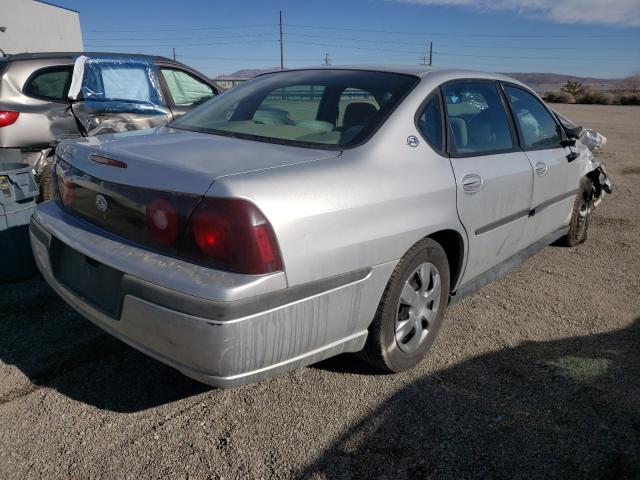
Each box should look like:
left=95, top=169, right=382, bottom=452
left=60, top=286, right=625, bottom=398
left=170, top=70, right=419, bottom=149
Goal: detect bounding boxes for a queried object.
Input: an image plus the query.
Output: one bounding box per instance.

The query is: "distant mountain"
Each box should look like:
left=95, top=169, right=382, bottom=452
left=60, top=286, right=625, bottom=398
left=216, top=68, right=283, bottom=79
left=498, top=72, right=618, bottom=92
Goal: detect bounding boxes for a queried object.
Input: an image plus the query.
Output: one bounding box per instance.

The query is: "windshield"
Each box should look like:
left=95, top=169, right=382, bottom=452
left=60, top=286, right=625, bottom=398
left=170, top=69, right=419, bottom=149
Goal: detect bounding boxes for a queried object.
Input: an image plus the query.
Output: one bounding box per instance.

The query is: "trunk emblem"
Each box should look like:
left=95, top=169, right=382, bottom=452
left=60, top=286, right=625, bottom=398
left=95, top=194, right=109, bottom=213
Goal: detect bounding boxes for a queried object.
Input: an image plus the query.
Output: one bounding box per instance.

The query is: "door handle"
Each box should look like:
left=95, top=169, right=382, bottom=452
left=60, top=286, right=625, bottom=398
left=461, top=174, right=483, bottom=192
left=535, top=162, right=548, bottom=176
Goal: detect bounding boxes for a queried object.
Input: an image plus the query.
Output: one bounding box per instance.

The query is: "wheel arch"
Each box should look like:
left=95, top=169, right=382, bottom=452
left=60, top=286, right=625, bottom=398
left=426, top=229, right=466, bottom=292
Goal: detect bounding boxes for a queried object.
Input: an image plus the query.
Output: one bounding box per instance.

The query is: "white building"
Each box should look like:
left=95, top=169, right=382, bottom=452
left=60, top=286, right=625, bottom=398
left=0, top=0, right=83, bottom=55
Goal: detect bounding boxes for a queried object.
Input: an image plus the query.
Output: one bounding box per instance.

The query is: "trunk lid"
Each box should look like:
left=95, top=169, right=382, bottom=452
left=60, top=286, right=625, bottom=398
left=57, top=127, right=341, bottom=195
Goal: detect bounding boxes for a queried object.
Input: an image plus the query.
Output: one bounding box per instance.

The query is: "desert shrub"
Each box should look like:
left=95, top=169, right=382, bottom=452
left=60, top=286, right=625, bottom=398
left=619, top=93, right=640, bottom=105
left=576, top=91, right=613, bottom=105
left=561, top=80, right=583, bottom=96
left=546, top=91, right=576, bottom=103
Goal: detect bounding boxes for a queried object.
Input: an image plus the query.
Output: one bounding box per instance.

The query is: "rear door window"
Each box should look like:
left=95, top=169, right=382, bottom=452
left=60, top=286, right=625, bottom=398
left=82, top=62, right=163, bottom=105
left=503, top=85, right=562, bottom=149
left=23, top=66, right=73, bottom=101
left=160, top=68, right=216, bottom=107
left=442, top=81, right=515, bottom=155
left=98, top=67, right=153, bottom=102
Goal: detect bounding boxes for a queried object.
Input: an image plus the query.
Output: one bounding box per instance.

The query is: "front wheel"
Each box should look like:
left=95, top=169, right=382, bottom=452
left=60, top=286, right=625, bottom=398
left=559, top=177, right=593, bottom=247
left=360, top=238, right=450, bottom=373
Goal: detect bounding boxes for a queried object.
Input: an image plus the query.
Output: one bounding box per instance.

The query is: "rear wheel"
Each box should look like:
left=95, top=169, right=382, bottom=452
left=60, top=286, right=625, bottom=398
left=559, top=177, right=593, bottom=247
left=360, top=238, right=450, bottom=373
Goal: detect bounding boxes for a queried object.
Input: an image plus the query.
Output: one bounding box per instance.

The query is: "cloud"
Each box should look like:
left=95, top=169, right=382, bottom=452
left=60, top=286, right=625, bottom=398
left=392, top=0, right=640, bottom=27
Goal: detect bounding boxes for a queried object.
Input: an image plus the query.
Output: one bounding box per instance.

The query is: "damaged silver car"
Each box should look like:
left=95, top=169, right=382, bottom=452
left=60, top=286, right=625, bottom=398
left=32, top=67, right=612, bottom=387
left=0, top=52, right=219, bottom=197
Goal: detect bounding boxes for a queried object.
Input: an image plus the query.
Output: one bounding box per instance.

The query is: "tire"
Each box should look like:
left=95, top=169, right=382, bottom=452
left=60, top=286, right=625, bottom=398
left=559, top=177, right=593, bottom=247
left=360, top=237, right=451, bottom=373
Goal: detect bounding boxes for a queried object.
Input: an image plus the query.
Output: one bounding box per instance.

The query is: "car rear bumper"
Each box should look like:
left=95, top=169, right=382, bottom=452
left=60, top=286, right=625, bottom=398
left=31, top=201, right=394, bottom=387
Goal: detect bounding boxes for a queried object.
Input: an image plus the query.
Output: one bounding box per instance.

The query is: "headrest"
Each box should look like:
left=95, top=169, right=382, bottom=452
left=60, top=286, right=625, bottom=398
left=343, top=102, right=378, bottom=129
left=448, top=117, right=468, bottom=148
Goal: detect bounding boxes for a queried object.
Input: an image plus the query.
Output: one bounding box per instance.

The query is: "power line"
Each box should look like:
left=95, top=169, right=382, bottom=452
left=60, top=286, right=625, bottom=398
left=84, top=30, right=640, bottom=51
left=287, top=40, right=423, bottom=54
left=85, top=33, right=278, bottom=41
left=433, top=51, right=639, bottom=61
left=84, top=39, right=279, bottom=48
left=178, top=54, right=319, bottom=61
left=285, top=32, right=640, bottom=50
left=284, top=39, right=637, bottom=61
left=285, top=23, right=639, bottom=38
left=86, top=23, right=276, bottom=33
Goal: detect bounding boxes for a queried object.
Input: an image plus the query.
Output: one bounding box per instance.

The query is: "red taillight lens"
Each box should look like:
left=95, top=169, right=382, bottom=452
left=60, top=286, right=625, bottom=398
left=184, top=198, right=283, bottom=275
left=193, top=209, right=232, bottom=258
left=0, top=111, right=19, bottom=128
left=54, top=161, right=73, bottom=206
left=146, top=198, right=179, bottom=245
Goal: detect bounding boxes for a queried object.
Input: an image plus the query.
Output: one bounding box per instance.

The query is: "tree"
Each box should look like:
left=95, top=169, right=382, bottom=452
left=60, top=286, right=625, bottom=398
left=561, top=80, right=584, bottom=96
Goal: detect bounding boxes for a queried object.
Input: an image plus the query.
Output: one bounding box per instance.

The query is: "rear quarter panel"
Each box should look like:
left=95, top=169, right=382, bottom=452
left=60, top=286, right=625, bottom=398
left=0, top=59, right=78, bottom=148
left=208, top=79, right=466, bottom=289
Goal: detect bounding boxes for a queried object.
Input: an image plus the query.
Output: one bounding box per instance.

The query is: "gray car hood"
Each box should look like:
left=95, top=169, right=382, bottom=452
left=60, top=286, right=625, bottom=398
left=56, top=127, right=341, bottom=195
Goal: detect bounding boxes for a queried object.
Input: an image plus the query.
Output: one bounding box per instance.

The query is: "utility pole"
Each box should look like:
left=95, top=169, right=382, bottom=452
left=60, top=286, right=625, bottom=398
left=279, top=11, right=284, bottom=70
left=421, top=56, right=427, bottom=66
left=324, top=52, right=331, bottom=66
left=428, top=41, right=433, bottom=67
left=172, top=47, right=176, bottom=61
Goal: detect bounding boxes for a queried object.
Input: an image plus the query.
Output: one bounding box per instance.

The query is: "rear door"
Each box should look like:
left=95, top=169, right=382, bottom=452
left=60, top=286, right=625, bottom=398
left=442, top=80, right=534, bottom=284
left=157, top=65, right=218, bottom=119
left=69, top=56, right=173, bottom=136
left=501, top=84, right=580, bottom=241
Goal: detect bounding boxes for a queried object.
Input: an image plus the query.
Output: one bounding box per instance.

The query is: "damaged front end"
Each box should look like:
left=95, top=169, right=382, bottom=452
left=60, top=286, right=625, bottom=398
left=554, top=110, right=613, bottom=207
left=586, top=163, right=613, bottom=208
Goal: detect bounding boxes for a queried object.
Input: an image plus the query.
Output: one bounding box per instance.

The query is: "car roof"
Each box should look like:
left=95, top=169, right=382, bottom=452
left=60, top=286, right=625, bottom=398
left=258, top=65, right=522, bottom=84
left=4, top=51, right=176, bottom=64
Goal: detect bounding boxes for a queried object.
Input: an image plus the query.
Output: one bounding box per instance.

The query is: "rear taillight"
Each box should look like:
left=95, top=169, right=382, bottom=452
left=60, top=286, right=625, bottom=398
left=0, top=111, right=19, bottom=128
left=183, top=198, right=283, bottom=275
left=1, top=176, right=11, bottom=198
left=146, top=198, right=179, bottom=245
left=54, top=160, right=73, bottom=206
left=52, top=156, right=282, bottom=275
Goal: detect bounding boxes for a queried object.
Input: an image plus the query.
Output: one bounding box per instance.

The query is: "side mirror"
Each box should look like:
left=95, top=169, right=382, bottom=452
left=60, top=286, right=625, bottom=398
left=564, top=126, right=582, bottom=139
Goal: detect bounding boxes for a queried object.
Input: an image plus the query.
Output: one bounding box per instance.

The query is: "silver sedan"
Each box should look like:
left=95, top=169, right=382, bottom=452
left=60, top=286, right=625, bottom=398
left=31, top=66, right=609, bottom=387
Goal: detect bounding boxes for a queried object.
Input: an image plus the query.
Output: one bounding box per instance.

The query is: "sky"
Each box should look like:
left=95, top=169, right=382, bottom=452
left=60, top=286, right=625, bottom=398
left=50, top=0, right=639, bottom=79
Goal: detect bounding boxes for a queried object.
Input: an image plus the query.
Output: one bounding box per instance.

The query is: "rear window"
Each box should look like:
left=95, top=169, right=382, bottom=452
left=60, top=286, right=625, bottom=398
left=170, top=70, right=419, bottom=149
left=23, top=66, right=73, bottom=101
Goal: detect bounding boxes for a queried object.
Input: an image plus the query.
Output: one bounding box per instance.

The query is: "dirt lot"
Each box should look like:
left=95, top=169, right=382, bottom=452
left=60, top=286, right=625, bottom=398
left=1, top=104, right=638, bottom=479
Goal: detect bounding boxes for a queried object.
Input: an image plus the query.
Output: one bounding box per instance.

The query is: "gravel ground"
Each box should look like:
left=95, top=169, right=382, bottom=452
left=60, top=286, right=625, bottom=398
left=0, top=104, right=638, bottom=480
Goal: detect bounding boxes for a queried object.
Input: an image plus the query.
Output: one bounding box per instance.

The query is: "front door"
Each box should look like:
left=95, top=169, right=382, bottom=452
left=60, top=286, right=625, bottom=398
left=502, top=84, right=578, bottom=241
left=442, top=80, right=534, bottom=284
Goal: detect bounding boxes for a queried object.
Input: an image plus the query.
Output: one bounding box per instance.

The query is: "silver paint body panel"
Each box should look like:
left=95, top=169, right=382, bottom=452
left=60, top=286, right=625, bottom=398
left=33, top=66, right=596, bottom=386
